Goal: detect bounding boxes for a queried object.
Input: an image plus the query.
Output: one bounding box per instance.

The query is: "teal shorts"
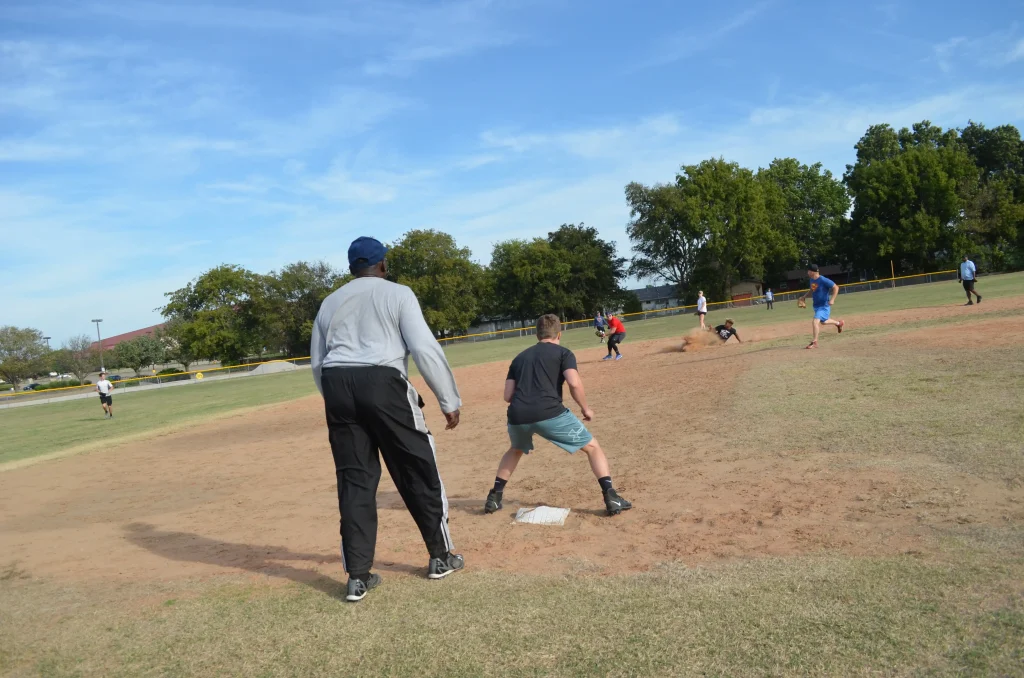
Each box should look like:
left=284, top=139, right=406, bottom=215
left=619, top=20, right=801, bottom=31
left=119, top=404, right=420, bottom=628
left=508, top=409, right=593, bottom=454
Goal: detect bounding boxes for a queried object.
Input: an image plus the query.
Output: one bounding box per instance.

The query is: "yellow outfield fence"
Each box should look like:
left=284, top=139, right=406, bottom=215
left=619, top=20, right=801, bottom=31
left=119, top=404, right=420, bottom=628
left=435, top=268, right=960, bottom=345
left=1, top=268, right=959, bottom=405
left=0, top=358, right=312, bottom=405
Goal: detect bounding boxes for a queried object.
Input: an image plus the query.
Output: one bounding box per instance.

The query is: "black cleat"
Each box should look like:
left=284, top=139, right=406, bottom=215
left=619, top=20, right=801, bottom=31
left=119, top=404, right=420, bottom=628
left=345, top=573, right=381, bottom=602
left=977, top=295, right=982, bottom=304
left=484, top=490, right=503, bottom=514
left=428, top=553, right=464, bottom=579
left=604, top=489, right=633, bottom=516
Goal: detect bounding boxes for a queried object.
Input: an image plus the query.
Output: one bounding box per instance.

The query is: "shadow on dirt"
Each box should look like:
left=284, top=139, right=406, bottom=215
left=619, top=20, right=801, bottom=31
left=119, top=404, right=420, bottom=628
left=123, top=522, right=422, bottom=598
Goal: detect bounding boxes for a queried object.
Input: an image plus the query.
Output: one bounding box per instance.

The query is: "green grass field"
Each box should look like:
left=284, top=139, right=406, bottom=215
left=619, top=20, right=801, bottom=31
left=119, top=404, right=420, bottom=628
left=2, top=272, right=1023, bottom=467
left=2, top=273, right=1023, bottom=676
left=3, top=553, right=1021, bottom=677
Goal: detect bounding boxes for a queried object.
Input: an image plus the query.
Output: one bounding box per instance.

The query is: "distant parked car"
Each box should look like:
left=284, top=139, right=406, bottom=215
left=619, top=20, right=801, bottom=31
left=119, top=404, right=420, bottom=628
left=23, top=384, right=39, bottom=391
left=109, top=375, right=123, bottom=382
left=58, top=373, right=73, bottom=379
left=49, top=372, right=58, bottom=377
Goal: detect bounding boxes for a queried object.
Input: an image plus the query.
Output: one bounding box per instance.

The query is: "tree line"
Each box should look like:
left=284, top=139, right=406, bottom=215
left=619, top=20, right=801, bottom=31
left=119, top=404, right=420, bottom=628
left=157, top=224, right=631, bottom=365
left=627, top=120, right=1024, bottom=301
left=4, top=119, right=1021, bottom=382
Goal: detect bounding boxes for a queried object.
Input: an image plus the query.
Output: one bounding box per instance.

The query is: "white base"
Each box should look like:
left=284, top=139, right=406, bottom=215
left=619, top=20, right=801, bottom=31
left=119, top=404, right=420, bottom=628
left=514, top=506, right=571, bottom=526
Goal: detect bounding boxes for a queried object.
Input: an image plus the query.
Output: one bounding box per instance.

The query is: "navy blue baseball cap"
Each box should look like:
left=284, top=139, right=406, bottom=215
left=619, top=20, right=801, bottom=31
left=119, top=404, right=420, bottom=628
left=348, top=236, right=388, bottom=269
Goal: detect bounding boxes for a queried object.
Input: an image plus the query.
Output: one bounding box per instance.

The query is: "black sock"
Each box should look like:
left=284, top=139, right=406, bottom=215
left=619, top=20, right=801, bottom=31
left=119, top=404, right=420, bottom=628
left=598, top=476, right=613, bottom=492
left=351, top=572, right=371, bottom=582
left=492, top=477, right=507, bottom=493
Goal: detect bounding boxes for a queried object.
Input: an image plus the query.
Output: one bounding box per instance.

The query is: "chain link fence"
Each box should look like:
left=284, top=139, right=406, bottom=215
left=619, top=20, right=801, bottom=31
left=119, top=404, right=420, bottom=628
left=436, top=269, right=959, bottom=346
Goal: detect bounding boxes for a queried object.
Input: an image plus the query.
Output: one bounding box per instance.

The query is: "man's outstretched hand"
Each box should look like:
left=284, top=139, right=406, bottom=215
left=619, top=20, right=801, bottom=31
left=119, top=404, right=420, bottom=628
left=444, top=409, right=461, bottom=430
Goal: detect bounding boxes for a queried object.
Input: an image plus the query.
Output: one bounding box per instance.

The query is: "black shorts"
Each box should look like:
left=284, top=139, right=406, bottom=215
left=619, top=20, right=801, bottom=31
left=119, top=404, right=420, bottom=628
left=99, top=393, right=112, bottom=406
left=608, top=332, right=625, bottom=344
left=698, top=311, right=707, bottom=316
left=962, top=279, right=975, bottom=292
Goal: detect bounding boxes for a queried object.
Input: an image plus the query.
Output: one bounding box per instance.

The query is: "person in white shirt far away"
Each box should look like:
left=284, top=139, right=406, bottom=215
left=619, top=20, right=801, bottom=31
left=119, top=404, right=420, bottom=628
left=765, top=287, right=774, bottom=310
left=696, top=291, right=708, bottom=329
left=958, top=255, right=982, bottom=306
left=95, top=371, right=115, bottom=419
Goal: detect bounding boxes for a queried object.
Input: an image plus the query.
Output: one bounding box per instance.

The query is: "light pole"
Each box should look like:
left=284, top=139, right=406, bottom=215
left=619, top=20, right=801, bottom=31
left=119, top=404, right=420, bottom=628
left=92, top=319, right=104, bottom=371
left=43, top=336, right=51, bottom=349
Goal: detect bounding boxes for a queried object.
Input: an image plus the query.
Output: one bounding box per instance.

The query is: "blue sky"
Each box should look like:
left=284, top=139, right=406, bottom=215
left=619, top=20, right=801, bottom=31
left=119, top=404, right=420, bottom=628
left=3, top=0, right=1023, bottom=343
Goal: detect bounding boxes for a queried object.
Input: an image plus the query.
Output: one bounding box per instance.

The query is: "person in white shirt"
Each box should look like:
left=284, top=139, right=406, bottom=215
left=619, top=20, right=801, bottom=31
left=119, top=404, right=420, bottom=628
left=958, top=255, right=982, bottom=306
left=696, top=291, right=708, bottom=329
left=95, top=371, right=114, bottom=419
left=764, top=287, right=774, bottom=310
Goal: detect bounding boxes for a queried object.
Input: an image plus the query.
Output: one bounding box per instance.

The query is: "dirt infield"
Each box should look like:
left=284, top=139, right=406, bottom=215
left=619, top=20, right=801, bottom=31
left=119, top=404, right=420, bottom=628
left=1, top=298, right=1022, bottom=586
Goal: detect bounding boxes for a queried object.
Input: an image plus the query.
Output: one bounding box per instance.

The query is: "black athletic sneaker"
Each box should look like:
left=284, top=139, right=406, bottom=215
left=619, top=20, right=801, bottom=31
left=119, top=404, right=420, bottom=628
left=428, top=553, right=465, bottom=579
left=977, top=295, right=982, bottom=304
left=484, top=490, right=503, bottom=514
left=604, top=489, right=633, bottom=516
left=345, top=573, right=381, bottom=602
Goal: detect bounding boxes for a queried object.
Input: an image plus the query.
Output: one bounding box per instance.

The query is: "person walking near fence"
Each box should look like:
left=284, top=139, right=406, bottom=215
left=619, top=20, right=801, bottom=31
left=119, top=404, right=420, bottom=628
left=959, top=255, right=982, bottom=306
left=696, top=291, right=708, bottom=329
left=484, top=314, right=632, bottom=517
left=765, top=288, right=774, bottom=310
left=311, top=236, right=464, bottom=603
left=603, top=313, right=626, bottom=361
left=798, top=264, right=845, bottom=349
left=96, top=371, right=114, bottom=418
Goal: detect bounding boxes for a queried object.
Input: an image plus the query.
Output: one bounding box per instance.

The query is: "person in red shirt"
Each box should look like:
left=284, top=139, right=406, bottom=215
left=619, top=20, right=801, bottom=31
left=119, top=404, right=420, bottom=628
left=603, top=314, right=626, bottom=361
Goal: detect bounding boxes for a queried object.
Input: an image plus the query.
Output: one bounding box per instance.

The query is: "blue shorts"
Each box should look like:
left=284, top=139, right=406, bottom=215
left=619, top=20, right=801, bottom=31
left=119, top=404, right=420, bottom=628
left=814, top=305, right=831, bottom=322
left=508, top=409, right=593, bottom=454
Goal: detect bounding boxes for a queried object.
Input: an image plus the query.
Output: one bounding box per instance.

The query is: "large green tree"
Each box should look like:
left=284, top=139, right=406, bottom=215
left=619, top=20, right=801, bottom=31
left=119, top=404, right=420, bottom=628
left=53, top=334, right=98, bottom=382
left=387, top=230, right=484, bottom=334
left=627, top=158, right=772, bottom=300
left=487, top=239, right=573, bottom=321
left=162, top=265, right=274, bottom=363
left=157, top=319, right=201, bottom=372
left=546, top=223, right=626, bottom=317
left=0, top=326, right=49, bottom=389
left=624, top=181, right=703, bottom=290
left=114, top=335, right=166, bottom=376
left=959, top=122, right=1024, bottom=269
left=266, top=261, right=349, bottom=355
left=842, top=121, right=979, bottom=273
left=757, top=158, right=850, bottom=280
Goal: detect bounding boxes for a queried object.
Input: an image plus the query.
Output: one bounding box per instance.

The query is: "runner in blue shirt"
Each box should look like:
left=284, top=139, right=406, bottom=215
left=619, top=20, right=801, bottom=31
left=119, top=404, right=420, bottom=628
left=797, top=264, right=845, bottom=349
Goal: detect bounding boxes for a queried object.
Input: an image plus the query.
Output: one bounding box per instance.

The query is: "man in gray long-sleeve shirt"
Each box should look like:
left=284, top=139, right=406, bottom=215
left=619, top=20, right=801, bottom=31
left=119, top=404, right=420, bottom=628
left=311, top=236, right=464, bottom=602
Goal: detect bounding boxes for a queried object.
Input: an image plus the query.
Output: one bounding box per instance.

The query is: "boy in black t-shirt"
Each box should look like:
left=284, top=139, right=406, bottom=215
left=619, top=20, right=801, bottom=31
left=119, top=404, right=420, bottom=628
left=713, top=319, right=740, bottom=343
left=484, top=314, right=633, bottom=517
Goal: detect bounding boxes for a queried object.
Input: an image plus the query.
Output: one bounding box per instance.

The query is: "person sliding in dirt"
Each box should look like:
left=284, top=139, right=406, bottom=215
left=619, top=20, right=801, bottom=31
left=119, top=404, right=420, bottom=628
left=713, top=319, right=741, bottom=343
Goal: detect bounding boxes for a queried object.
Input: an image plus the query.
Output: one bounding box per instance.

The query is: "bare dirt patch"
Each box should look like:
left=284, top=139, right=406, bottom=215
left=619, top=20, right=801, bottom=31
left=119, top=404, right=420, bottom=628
left=1, top=300, right=1022, bottom=588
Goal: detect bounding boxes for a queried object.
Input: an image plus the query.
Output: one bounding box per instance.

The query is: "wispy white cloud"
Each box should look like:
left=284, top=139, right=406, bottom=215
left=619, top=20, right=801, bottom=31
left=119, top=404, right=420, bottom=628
left=0, top=140, right=85, bottom=162
left=481, top=114, right=683, bottom=159
left=1008, top=38, right=1024, bottom=62
left=59, top=1, right=372, bottom=35
left=929, top=27, right=1024, bottom=71
left=361, top=0, right=521, bottom=76
left=637, top=2, right=771, bottom=69
left=241, top=89, right=412, bottom=157
left=933, top=36, right=966, bottom=73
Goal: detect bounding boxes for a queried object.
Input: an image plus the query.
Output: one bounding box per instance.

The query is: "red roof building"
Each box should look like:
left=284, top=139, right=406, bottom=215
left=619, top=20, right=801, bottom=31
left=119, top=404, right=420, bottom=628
left=90, top=324, right=165, bottom=351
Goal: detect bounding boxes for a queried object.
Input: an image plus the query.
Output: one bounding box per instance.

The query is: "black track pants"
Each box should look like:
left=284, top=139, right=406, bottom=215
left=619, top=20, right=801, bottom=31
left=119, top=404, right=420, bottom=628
left=607, top=332, right=625, bottom=355
left=321, top=366, right=453, bottom=575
